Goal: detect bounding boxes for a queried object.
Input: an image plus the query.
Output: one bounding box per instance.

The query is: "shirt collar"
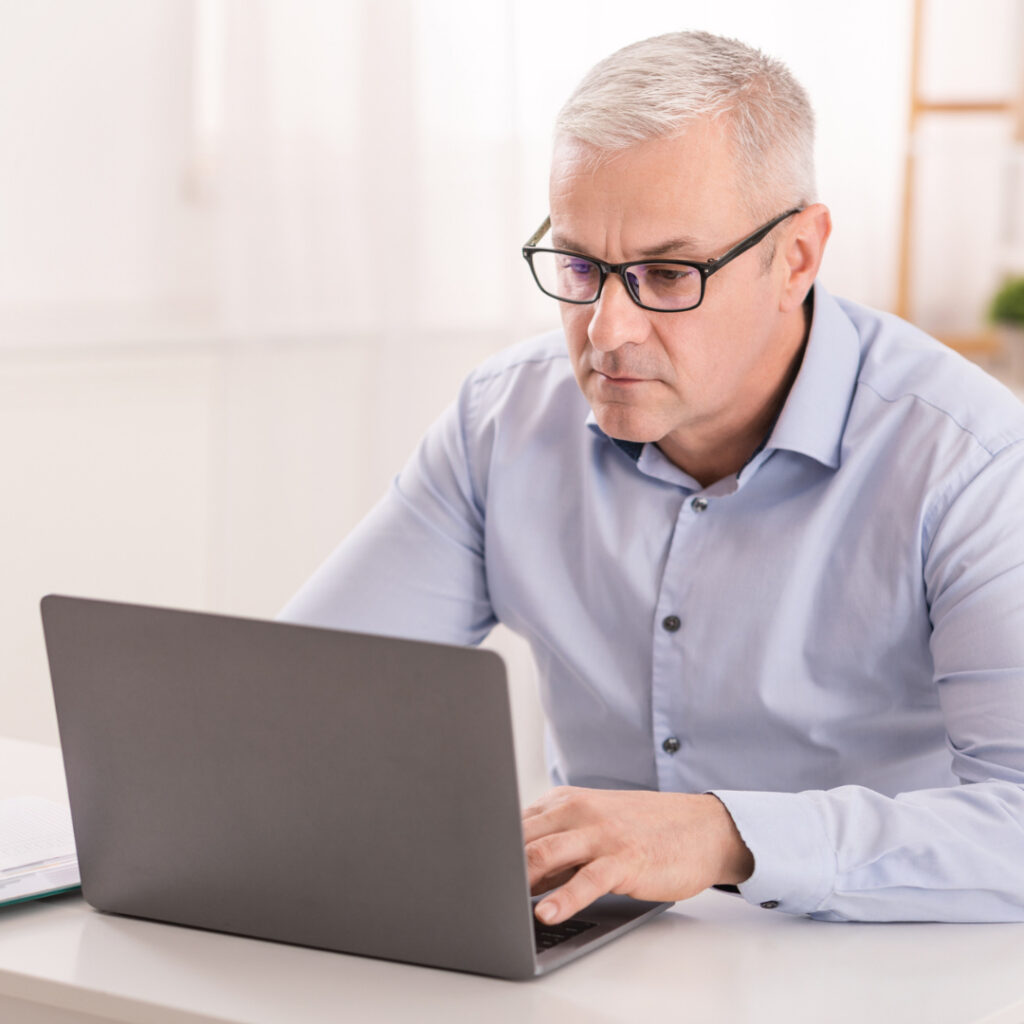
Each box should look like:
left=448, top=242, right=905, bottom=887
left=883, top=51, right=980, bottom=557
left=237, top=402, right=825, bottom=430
left=585, top=281, right=861, bottom=473
left=764, top=281, right=860, bottom=471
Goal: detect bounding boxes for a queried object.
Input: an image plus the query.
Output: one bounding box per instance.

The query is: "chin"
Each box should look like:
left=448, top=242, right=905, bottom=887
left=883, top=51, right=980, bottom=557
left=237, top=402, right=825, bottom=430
left=592, top=405, right=664, bottom=444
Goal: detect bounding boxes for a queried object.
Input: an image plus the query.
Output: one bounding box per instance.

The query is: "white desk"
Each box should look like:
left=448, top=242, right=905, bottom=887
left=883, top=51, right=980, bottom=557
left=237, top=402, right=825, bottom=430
left=3, top=737, right=1024, bottom=1024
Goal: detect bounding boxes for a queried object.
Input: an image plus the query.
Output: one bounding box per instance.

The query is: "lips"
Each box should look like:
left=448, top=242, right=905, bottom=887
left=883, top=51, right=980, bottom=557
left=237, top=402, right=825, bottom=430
left=595, top=370, right=649, bottom=384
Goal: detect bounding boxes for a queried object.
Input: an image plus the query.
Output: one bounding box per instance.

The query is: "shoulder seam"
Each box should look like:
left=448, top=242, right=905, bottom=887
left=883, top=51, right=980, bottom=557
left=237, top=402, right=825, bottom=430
left=468, top=347, right=570, bottom=388
left=922, top=435, right=1024, bottom=562
left=856, top=378, right=1020, bottom=458
left=460, top=358, right=487, bottom=525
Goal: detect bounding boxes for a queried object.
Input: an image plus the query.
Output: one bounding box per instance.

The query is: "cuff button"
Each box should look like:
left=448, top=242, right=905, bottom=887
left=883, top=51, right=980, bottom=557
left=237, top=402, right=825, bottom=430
left=759, top=900, right=780, bottom=910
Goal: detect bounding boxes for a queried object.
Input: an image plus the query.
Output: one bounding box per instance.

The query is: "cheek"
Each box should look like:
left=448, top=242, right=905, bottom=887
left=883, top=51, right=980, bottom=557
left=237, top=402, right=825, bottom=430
left=677, top=296, right=762, bottom=375
left=654, top=315, right=715, bottom=378
left=560, top=306, right=593, bottom=361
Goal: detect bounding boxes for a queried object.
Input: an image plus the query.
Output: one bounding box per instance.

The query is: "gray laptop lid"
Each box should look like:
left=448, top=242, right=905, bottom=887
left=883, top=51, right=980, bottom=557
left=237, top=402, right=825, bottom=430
left=41, top=595, right=669, bottom=979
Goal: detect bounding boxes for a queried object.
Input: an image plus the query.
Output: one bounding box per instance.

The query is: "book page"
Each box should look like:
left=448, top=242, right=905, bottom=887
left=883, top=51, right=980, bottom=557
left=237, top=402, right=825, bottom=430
left=0, top=797, right=79, bottom=905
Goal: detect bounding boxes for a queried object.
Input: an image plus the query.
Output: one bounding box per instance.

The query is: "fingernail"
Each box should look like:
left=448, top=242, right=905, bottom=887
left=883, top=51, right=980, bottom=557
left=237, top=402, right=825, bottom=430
left=538, top=901, right=557, bottom=923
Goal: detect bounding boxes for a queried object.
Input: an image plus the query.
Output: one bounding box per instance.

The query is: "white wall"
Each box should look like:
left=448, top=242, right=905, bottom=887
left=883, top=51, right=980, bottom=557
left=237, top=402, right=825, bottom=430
left=1, top=0, right=1020, bottom=803
left=0, top=2, right=210, bottom=329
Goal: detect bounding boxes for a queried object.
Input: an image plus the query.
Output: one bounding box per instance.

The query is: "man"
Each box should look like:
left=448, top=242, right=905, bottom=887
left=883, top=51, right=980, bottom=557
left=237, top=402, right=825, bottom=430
left=280, top=31, right=1024, bottom=924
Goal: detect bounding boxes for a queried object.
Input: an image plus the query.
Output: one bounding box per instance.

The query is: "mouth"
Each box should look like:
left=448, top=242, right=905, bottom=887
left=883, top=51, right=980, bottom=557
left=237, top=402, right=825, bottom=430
left=595, top=371, right=649, bottom=385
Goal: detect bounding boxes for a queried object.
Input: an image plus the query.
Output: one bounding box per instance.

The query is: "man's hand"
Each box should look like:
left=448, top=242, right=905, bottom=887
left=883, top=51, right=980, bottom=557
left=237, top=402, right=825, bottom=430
left=521, top=787, right=754, bottom=925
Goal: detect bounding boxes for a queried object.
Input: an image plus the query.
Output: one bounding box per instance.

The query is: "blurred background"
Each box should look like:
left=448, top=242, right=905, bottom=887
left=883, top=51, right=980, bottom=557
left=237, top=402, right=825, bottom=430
left=2, top=0, right=1023, bottom=798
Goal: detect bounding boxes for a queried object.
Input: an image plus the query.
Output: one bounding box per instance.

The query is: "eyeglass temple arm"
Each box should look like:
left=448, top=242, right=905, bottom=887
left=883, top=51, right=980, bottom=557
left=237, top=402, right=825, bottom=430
left=524, top=216, right=551, bottom=248
left=705, top=207, right=803, bottom=269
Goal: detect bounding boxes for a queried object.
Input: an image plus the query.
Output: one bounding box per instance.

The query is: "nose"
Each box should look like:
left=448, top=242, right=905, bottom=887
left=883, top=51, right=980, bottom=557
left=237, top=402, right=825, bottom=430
left=586, top=271, right=650, bottom=353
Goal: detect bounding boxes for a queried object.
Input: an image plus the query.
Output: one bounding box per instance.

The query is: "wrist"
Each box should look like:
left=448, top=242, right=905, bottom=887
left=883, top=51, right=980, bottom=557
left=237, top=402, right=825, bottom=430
left=706, top=794, right=754, bottom=885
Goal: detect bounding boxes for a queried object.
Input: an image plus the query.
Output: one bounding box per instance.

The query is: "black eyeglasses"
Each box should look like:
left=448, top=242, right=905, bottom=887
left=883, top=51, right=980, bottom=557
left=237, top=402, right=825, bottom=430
left=521, top=208, right=802, bottom=312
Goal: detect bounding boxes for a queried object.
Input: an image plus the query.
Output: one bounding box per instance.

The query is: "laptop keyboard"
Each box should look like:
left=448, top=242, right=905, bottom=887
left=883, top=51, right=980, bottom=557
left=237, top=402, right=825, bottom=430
left=534, top=917, right=598, bottom=954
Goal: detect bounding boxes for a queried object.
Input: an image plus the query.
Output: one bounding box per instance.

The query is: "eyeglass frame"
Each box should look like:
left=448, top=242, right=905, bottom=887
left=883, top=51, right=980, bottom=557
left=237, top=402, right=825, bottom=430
left=521, top=207, right=803, bottom=313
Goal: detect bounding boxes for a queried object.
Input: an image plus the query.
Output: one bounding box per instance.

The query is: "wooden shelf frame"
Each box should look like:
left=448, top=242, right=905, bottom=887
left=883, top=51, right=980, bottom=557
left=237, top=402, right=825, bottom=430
left=896, top=0, right=1024, bottom=339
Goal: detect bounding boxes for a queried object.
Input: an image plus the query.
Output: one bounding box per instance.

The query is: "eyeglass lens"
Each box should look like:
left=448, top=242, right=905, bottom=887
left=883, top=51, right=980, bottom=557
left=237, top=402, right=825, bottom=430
left=529, top=251, right=703, bottom=310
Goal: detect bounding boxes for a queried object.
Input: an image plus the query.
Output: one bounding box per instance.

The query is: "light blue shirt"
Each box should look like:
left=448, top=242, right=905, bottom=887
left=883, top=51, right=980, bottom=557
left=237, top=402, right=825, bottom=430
left=280, top=282, right=1024, bottom=922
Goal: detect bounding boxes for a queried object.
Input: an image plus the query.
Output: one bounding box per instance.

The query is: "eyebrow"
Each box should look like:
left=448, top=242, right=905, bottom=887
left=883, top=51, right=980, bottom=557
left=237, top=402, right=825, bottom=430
left=549, top=233, right=708, bottom=260
left=642, top=236, right=707, bottom=258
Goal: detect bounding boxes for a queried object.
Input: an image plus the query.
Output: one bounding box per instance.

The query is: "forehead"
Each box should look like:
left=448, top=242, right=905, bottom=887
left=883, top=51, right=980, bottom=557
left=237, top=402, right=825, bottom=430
left=548, top=122, right=746, bottom=255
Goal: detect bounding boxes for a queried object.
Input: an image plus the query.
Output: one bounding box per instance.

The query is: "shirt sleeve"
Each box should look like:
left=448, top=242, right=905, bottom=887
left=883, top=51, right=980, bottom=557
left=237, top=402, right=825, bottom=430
left=277, top=373, right=497, bottom=647
left=713, top=439, right=1024, bottom=922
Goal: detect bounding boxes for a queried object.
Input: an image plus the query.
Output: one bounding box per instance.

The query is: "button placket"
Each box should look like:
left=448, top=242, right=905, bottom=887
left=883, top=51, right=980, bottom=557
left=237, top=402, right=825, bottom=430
left=651, top=492, right=708, bottom=787
left=657, top=610, right=682, bottom=761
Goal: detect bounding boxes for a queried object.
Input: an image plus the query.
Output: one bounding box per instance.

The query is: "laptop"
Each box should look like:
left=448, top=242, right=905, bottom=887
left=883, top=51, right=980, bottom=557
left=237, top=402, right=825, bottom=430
left=40, top=595, right=671, bottom=979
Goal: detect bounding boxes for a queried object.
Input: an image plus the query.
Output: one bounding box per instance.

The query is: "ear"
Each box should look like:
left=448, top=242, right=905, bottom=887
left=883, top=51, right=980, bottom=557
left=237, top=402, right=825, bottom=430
left=777, top=204, right=831, bottom=313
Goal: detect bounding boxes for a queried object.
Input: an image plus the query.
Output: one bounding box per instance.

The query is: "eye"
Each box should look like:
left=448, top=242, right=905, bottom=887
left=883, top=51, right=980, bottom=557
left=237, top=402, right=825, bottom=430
left=631, top=263, right=703, bottom=307
left=558, top=255, right=597, bottom=276
left=644, top=264, right=698, bottom=283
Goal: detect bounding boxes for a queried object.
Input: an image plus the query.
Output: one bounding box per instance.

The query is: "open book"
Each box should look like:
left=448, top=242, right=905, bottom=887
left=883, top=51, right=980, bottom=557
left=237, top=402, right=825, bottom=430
left=0, top=797, right=80, bottom=906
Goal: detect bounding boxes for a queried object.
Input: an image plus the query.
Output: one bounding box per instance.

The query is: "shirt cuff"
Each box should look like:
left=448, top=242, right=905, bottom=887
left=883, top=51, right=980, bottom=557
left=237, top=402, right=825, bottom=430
left=709, top=789, right=837, bottom=915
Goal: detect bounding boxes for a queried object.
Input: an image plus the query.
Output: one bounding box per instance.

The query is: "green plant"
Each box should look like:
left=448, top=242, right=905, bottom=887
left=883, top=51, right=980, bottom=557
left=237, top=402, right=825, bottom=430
left=989, top=276, right=1024, bottom=327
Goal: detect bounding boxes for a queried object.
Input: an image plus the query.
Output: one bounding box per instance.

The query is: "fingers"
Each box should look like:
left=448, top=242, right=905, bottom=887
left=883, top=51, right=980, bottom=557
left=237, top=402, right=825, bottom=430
left=522, top=807, right=567, bottom=845
left=521, top=786, right=577, bottom=826
left=522, top=791, right=622, bottom=925
left=522, top=788, right=744, bottom=924
left=522, top=792, right=589, bottom=892
left=525, top=827, right=591, bottom=888
left=535, top=857, right=622, bottom=925
left=529, top=867, right=575, bottom=897
left=520, top=800, right=546, bottom=821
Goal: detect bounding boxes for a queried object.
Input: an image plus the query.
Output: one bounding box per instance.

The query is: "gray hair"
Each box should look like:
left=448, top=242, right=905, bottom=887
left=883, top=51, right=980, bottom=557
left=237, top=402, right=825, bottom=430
left=555, top=31, right=817, bottom=219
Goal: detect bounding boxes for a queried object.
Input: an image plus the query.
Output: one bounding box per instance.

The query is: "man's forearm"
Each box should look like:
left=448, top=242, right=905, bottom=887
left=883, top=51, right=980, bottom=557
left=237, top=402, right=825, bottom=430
left=715, top=781, right=1024, bottom=921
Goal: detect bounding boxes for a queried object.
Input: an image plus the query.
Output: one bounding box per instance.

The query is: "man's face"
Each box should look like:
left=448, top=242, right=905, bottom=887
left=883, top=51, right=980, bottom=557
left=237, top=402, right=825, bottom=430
left=549, top=121, right=800, bottom=471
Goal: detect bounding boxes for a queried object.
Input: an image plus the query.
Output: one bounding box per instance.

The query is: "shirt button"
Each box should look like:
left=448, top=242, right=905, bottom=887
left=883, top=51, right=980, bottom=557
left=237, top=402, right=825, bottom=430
left=662, top=736, right=681, bottom=754
left=691, top=496, right=709, bottom=512
left=662, top=615, right=681, bottom=632
left=760, top=900, right=780, bottom=910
